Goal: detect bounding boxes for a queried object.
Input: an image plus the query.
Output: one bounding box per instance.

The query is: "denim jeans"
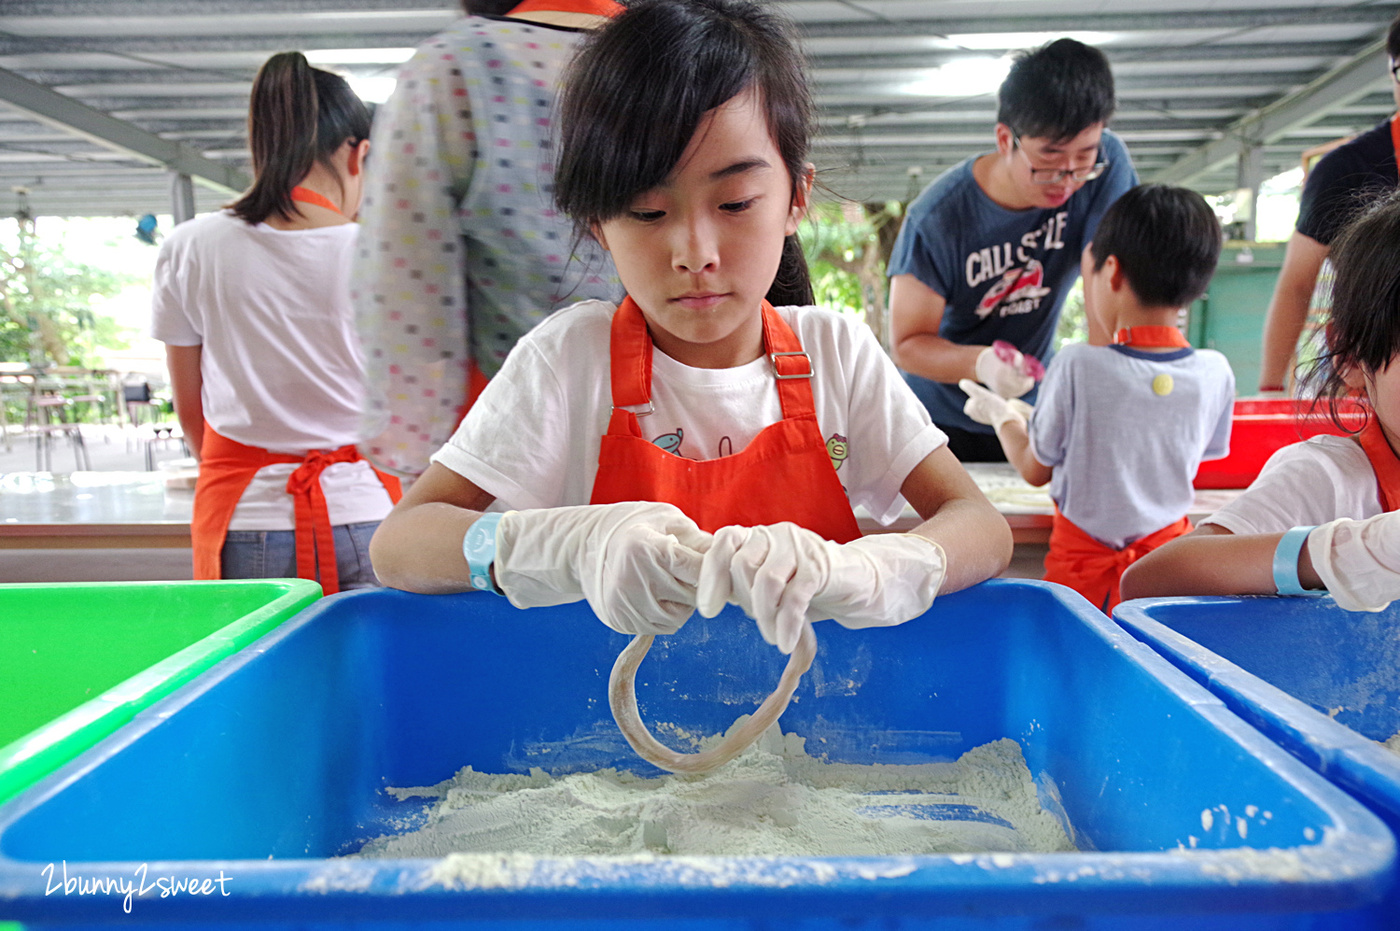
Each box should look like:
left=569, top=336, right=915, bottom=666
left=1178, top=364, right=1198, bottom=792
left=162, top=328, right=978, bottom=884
left=221, top=521, right=382, bottom=589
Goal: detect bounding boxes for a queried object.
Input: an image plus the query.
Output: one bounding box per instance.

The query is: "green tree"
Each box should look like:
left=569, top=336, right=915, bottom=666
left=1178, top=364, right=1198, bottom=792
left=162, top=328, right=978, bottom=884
left=800, top=199, right=903, bottom=350
left=0, top=215, right=132, bottom=368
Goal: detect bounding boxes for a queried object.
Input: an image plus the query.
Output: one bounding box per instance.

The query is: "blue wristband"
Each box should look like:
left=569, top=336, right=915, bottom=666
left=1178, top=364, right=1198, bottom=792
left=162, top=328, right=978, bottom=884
left=463, top=513, right=504, bottom=595
left=1272, top=525, right=1318, bottom=596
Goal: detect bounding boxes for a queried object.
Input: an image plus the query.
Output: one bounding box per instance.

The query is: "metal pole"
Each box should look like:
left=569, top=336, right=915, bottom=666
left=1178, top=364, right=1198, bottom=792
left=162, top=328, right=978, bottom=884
left=171, top=172, right=196, bottom=225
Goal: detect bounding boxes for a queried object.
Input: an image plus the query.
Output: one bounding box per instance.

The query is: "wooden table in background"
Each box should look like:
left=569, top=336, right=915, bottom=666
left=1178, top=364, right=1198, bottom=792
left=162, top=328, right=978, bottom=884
left=0, top=463, right=1240, bottom=552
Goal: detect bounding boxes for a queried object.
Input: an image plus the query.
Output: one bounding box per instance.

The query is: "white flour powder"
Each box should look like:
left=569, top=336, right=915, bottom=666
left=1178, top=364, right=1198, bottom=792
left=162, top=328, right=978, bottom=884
left=356, top=721, right=1075, bottom=860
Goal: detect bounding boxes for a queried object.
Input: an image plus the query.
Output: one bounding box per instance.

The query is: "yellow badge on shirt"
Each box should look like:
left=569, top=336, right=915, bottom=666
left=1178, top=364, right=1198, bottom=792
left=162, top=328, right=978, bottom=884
left=1152, top=373, right=1174, bottom=396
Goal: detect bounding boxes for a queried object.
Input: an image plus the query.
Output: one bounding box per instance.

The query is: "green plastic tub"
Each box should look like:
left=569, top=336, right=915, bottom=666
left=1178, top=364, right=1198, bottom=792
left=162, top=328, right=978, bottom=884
left=0, top=579, right=320, bottom=805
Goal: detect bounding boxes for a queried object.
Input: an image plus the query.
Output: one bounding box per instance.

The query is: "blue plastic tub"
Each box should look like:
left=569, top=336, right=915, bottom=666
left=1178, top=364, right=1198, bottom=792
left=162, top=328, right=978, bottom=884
left=1116, top=595, right=1400, bottom=929
left=0, top=580, right=1393, bottom=930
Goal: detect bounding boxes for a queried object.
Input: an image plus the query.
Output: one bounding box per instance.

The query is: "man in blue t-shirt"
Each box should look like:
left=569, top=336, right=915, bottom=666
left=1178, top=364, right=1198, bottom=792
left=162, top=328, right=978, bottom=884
left=1257, top=12, right=1400, bottom=394
left=887, top=38, right=1137, bottom=461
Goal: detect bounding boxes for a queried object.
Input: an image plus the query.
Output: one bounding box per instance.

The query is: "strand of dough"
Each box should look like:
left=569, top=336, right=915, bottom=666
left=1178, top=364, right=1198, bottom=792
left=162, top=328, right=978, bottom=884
left=609, top=623, right=817, bottom=774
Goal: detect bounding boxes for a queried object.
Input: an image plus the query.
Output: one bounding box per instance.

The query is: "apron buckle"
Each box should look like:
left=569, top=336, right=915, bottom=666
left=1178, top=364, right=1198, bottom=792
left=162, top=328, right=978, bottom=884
left=612, top=401, right=654, bottom=417
left=770, top=350, right=813, bottom=380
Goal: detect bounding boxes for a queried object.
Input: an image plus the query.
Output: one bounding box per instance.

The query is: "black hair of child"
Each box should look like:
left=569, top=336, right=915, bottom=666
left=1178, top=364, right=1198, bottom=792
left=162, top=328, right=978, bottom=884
left=997, top=38, right=1116, bottom=143
left=1389, top=9, right=1400, bottom=60
left=1089, top=183, right=1222, bottom=310
left=1306, top=188, right=1400, bottom=426
left=554, top=0, right=815, bottom=306
left=229, top=52, right=371, bottom=226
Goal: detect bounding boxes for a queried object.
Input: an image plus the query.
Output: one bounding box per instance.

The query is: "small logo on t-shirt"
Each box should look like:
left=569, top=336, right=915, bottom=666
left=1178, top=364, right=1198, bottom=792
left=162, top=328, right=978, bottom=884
left=827, top=433, right=849, bottom=472
left=976, top=258, right=1052, bottom=319
left=651, top=427, right=684, bottom=456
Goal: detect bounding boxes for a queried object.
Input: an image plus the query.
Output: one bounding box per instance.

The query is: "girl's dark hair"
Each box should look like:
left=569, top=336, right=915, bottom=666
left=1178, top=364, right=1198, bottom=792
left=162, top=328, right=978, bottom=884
left=229, top=52, right=371, bottom=225
left=554, top=0, right=814, bottom=305
left=1304, top=188, right=1400, bottom=427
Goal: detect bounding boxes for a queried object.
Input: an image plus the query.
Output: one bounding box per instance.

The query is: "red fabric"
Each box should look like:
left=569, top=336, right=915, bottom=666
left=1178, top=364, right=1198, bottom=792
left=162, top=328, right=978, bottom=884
left=290, top=186, right=344, bottom=216
left=1112, top=326, right=1190, bottom=349
left=1356, top=416, right=1400, bottom=512
left=191, top=427, right=403, bottom=593
left=589, top=297, right=862, bottom=543
left=508, top=0, right=624, bottom=16
left=1043, top=507, right=1193, bottom=613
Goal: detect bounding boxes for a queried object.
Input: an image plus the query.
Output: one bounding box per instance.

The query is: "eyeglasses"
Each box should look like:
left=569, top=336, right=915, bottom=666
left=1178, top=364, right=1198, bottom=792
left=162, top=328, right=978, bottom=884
left=1012, top=134, right=1109, bottom=185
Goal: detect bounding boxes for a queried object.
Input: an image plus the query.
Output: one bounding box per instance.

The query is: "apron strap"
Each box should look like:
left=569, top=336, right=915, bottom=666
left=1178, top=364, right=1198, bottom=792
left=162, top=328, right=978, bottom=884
left=1391, top=113, right=1400, bottom=172
left=509, top=0, right=624, bottom=16
left=607, top=297, right=820, bottom=435
left=1112, top=326, right=1190, bottom=349
left=290, top=186, right=345, bottom=216
left=1357, top=415, right=1400, bottom=512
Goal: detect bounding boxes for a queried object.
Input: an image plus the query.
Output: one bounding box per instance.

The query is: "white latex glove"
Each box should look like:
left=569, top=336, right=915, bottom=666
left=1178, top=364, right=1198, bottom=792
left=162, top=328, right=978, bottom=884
left=696, top=522, right=946, bottom=654
left=494, top=502, right=711, bottom=635
left=960, top=378, right=1028, bottom=431
left=1306, top=512, right=1400, bottom=612
left=974, top=341, right=1041, bottom=399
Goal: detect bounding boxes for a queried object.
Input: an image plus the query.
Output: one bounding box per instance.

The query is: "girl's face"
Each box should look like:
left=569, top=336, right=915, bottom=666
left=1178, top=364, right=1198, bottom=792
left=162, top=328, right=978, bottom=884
left=593, top=87, right=808, bottom=369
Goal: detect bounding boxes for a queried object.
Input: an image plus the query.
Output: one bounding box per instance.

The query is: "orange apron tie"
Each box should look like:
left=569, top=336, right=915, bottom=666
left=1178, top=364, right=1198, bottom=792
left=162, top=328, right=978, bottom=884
left=191, top=426, right=403, bottom=594
left=1043, top=507, right=1193, bottom=614
left=1356, top=415, right=1400, bottom=512
left=589, top=297, right=862, bottom=543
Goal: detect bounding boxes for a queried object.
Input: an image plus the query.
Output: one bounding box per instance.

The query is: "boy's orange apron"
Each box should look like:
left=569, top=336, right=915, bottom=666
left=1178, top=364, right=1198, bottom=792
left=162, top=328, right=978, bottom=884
left=191, top=429, right=403, bottom=594
left=1042, top=325, right=1196, bottom=613
left=589, top=297, right=862, bottom=543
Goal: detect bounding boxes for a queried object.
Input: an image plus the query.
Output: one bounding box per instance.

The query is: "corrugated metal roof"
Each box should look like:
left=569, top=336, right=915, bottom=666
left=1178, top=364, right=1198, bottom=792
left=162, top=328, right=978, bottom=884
left=0, top=0, right=1396, bottom=218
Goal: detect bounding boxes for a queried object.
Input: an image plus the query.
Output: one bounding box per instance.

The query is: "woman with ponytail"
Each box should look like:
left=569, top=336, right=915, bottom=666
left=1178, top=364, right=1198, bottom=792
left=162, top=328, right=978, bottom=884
left=152, top=51, right=401, bottom=593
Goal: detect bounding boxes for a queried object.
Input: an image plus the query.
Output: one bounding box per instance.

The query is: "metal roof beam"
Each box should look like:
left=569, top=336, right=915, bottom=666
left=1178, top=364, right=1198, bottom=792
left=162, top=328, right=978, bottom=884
left=1150, top=37, right=1390, bottom=185
left=0, top=65, right=247, bottom=193
left=798, top=6, right=1400, bottom=39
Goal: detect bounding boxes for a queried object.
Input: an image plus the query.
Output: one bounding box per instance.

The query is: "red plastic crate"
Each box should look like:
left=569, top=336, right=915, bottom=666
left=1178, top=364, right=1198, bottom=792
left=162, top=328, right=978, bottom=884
left=1193, top=397, right=1366, bottom=489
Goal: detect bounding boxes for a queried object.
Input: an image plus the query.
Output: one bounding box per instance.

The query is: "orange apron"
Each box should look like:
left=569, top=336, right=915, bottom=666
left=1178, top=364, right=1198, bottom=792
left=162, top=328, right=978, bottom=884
left=589, top=297, right=862, bottom=543
left=1356, top=415, right=1400, bottom=511
left=191, top=428, right=403, bottom=595
left=1044, top=509, right=1192, bottom=614
left=1044, top=324, right=1196, bottom=612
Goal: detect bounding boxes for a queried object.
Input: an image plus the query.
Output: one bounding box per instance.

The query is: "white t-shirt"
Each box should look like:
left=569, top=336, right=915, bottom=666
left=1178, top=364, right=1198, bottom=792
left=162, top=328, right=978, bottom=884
left=1202, top=434, right=1381, bottom=534
left=1028, top=343, right=1235, bottom=548
left=150, top=210, right=392, bottom=530
left=432, top=300, right=946, bottom=525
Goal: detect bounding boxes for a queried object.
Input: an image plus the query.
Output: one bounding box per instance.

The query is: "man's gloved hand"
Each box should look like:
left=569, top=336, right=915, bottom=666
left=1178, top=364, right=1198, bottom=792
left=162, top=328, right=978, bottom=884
left=494, top=501, right=711, bottom=635
left=696, top=522, right=946, bottom=654
left=974, top=340, right=1043, bottom=399
left=960, top=379, right=1030, bottom=431
left=1306, top=512, right=1400, bottom=612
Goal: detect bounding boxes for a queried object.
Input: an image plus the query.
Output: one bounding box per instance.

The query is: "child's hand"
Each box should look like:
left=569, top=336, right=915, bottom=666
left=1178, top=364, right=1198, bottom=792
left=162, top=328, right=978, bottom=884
left=974, top=341, right=1041, bottom=399
left=1307, top=512, right=1400, bottom=612
left=960, top=379, right=1029, bottom=431
left=494, top=502, right=711, bottom=635
left=695, top=522, right=946, bottom=654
